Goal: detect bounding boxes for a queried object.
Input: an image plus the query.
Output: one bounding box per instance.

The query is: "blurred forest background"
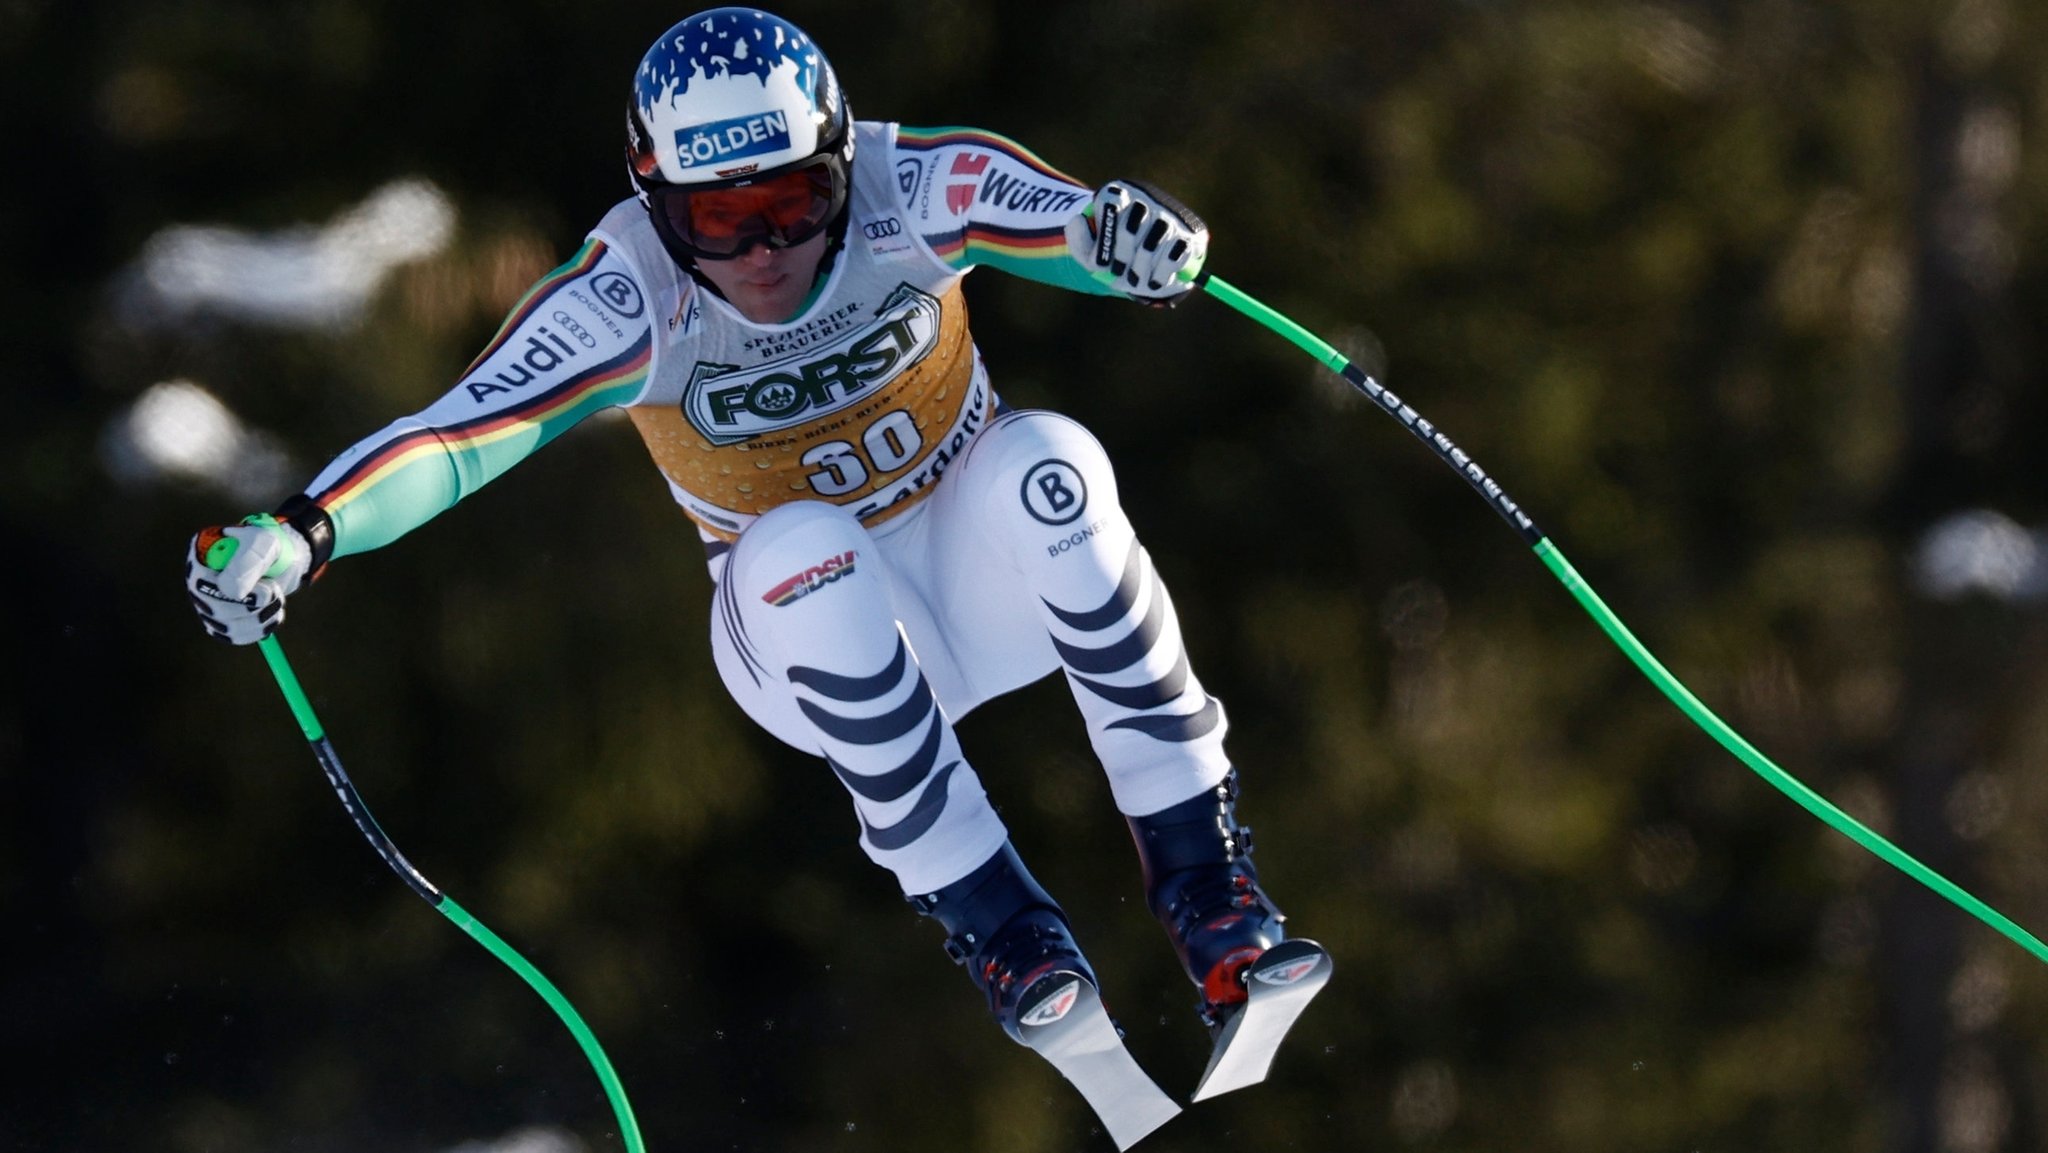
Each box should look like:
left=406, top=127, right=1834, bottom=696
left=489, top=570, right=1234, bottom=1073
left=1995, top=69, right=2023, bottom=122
left=7, top=1, right=2048, bottom=1151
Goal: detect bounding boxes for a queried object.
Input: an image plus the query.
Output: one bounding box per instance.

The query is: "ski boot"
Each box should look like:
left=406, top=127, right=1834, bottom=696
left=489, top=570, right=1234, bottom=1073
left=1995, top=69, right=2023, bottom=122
left=911, top=842, right=1178, bottom=1149
left=1126, top=769, right=1332, bottom=1101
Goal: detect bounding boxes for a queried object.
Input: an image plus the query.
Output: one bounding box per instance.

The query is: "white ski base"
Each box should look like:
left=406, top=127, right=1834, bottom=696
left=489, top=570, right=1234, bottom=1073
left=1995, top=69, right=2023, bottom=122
left=1019, top=975, right=1181, bottom=1150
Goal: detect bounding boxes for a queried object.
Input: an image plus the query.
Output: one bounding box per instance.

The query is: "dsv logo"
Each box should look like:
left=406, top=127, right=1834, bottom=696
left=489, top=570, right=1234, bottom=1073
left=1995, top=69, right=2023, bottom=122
left=682, top=284, right=943, bottom=444
left=861, top=217, right=903, bottom=240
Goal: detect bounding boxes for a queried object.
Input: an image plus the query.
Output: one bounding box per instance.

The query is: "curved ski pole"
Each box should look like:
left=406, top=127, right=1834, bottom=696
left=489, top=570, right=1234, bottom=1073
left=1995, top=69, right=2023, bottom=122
left=1192, top=272, right=2048, bottom=967
left=210, top=572, right=646, bottom=1153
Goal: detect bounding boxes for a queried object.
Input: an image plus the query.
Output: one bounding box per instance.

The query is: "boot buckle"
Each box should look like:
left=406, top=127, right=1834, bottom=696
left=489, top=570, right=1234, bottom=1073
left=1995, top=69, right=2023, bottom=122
left=943, top=931, right=979, bottom=964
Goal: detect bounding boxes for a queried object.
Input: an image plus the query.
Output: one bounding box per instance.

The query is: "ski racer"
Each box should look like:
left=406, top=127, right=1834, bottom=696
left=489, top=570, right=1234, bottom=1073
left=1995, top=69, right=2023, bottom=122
left=184, top=8, right=1329, bottom=1141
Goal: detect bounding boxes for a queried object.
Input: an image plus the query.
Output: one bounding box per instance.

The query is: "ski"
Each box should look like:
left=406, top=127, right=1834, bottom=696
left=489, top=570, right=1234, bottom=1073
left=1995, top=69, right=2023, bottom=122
left=1190, top=939, right=1333, bottom=1102
left=1015, top=972, right=1181, bottom=1150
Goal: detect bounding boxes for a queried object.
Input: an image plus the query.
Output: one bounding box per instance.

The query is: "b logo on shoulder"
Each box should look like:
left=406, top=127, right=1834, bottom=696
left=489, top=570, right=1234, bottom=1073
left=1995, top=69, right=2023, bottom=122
left=1021, top=459, right=1087, bottom=526
left=589, top=272, right=645, bottom=319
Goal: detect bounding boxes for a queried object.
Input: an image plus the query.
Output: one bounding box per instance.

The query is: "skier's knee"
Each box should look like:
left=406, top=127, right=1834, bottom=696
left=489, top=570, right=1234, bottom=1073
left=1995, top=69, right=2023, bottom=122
left=733, top=499, right=865, bottom=574
left=727, top=500, right=882, bottom=620
left=958, top=410, right=1122, bottom=535
left=739, top=499, right=865, bottom=551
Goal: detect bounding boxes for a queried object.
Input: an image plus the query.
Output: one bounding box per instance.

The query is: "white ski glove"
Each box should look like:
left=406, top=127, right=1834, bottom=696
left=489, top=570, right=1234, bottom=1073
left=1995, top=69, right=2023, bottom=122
left=1063, top=179, right=1210, bottom=306
left=186, top=514, right=312, bottom=645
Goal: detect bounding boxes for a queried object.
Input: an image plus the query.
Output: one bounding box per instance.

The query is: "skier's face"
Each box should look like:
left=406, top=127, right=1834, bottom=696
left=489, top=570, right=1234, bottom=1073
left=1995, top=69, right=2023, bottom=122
left=691, top=229, right=830, bottom=325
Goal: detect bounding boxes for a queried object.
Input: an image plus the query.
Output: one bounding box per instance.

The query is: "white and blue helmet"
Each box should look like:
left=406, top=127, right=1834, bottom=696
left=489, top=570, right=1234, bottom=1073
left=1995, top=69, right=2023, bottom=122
left=627, top=9, right=851, bottom=190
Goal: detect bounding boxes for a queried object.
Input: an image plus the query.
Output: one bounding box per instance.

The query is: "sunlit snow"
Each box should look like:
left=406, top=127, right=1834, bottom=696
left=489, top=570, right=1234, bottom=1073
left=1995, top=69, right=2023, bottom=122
left=1914, top=509, right=2047, bottom=603
left=99, top=379, right=291, bottom=500
left=115, top=178, right=454, bottom=331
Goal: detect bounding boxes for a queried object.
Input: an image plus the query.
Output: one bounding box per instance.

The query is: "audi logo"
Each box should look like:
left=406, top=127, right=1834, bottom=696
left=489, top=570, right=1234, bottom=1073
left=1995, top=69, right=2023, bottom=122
left=862, top=217, right=903, bottom=240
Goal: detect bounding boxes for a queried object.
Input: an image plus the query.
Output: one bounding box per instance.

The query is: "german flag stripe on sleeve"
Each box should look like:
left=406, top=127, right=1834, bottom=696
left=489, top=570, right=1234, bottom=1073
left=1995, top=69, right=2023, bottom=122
left=925, top=222, right=1072, bottom=268
left=459, top=239, right=610, bottom=378
left=314, top=335, right=651, bottom=517
left=893, top=125, right=1083, bottom=185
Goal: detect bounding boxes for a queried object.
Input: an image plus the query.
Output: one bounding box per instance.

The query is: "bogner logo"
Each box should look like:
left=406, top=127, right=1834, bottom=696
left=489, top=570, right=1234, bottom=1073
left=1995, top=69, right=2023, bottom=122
left=683, top=284, right=943, bottom=444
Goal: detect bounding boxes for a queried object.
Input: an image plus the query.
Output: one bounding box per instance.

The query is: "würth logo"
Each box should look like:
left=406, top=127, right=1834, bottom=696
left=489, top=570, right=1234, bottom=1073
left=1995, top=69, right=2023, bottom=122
left=762, top=550, right=858, bottom=607
left=945, top=151, right=989, bottom=215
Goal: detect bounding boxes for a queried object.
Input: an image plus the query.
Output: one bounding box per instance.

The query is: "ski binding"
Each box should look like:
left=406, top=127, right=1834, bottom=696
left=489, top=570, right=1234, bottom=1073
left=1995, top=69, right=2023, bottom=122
left=1191, top=938, right=1333, bottom=1102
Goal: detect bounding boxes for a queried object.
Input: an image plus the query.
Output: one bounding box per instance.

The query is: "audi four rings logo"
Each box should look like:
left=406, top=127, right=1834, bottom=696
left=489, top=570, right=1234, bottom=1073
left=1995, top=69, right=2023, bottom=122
left=549, top=311, right=598, bottom=348
left=862, top=217, right=903, bottom=240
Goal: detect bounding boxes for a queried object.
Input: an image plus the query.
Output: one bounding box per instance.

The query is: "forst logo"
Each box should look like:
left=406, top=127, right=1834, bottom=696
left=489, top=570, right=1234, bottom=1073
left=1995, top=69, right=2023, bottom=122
left=684, top=284, right=943, bottom=444
left=708, top=319, right=916, bottom=422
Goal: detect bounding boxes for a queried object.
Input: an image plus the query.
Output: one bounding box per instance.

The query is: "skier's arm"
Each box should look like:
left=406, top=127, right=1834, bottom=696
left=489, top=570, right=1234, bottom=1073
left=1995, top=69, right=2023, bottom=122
left=892, top=126, right=1207, bottom=304
left=184, top=238, right=653, bottom=643
left=308, top=238, right=653, bottom=558
left=891, top=127, right=1105, bottom=294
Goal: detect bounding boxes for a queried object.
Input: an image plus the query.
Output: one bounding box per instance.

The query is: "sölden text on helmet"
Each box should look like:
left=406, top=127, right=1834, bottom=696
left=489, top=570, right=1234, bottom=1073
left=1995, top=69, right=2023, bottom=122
left=625, top=8, right=850, bottom=190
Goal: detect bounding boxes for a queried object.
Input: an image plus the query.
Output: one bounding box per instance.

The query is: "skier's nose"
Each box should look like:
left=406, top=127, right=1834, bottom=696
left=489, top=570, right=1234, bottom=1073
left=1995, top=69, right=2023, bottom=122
left=734, top=240, right=780, bottom=267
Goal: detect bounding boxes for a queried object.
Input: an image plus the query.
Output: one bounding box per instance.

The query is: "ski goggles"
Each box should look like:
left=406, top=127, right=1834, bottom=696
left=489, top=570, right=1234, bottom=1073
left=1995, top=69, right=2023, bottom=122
left=645, top=157, right=846, bottom=261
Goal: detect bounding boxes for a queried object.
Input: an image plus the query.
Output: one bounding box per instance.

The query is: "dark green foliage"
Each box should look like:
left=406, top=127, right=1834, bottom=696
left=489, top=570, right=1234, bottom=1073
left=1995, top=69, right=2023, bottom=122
left=7, top=2, right=2048, bottom=1151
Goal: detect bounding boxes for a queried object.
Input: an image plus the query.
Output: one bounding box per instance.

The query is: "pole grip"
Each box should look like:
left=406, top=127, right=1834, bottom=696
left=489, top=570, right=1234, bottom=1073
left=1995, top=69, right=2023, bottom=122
left=199, top=514, right=296, bottom=578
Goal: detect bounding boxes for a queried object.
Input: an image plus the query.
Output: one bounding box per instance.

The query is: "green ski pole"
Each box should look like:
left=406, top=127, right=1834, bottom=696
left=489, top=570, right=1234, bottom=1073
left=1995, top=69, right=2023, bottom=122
left=205, top=530, right=647, bottom=1151
left=1186, top=271, right=2048, bottom=967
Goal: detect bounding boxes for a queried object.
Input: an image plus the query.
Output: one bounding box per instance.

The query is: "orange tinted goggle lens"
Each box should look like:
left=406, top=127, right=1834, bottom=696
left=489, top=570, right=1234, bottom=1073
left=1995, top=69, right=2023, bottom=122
left=660, top=166, right=835, bottom=257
